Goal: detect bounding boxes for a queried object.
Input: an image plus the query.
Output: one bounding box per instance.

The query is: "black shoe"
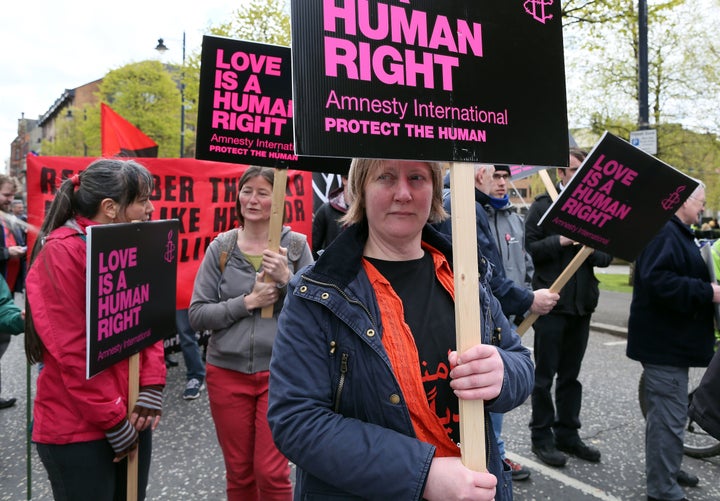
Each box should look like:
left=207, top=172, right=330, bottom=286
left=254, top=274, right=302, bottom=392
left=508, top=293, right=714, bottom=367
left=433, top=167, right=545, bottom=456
left=677, top=469, right=699, bottom=487
left=0, top=397, right=17, bottom=409
left=164, top=355, right=179, bottom=368
left=556, top=439, right=601, bottom=462
left=531, top=443, right=567, bottom=467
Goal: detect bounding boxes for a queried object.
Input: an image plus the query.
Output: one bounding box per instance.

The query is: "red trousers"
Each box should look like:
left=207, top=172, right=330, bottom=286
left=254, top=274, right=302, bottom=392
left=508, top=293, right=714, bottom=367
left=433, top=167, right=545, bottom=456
left=206, top=364, right=292, bottom=501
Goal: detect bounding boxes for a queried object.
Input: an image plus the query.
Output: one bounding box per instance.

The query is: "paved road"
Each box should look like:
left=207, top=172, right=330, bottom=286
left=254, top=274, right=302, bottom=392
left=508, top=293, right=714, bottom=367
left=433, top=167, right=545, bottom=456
left=2, top=279, right=718, bottom=500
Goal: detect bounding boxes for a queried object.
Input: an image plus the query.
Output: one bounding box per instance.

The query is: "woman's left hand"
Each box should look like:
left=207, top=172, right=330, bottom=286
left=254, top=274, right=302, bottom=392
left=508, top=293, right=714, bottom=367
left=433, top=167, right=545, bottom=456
left=448, top=344, right=504, bottom=401
left=262, top=246, right=290, bottom=286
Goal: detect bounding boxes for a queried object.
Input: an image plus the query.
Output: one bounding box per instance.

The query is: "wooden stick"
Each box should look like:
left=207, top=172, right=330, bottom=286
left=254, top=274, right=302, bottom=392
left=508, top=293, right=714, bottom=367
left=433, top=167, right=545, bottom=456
left=449, top=163, right=486, bottom=471
left=516, top=245, right=594, bottom=335
left=538, top=169, right=559, bottom=201
left=515, top=167, right=596, bottom=336
left=261, top=168, right=289, bottom=318
left=126, top=353, right=139, bottom=501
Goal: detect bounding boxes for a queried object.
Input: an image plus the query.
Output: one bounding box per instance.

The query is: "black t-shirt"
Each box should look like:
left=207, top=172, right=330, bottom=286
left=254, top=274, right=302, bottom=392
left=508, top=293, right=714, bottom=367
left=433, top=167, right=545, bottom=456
left=367, top=251, right=459, bottom=443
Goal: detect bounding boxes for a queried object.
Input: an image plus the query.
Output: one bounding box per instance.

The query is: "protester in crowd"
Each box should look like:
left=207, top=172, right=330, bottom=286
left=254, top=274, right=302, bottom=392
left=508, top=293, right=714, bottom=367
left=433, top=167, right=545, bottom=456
left=485, top=164, right=537, bottom=480
left=311, top=174, right=348, bottom=259
left=435, top=163, right=557, bottom=481
left=189, top=166, right=312, bottom=501
left=268, top=158, right=534, bottom=501
left=0, top=274, right=24, bottom=408
left=524, top=148, right=613, bottom=467
left=10, top=199, right=26, bottom=221
left=0, top=175, right=27, bottom=409
left=0, top=275, right=22, bottom=335
left=174, top=309, right=206, bottom=400
left=24, top=159, right=165, bottom=500
left=627, top=181, right=720, bottom=501
left=435, top=165, right=557, bottom=322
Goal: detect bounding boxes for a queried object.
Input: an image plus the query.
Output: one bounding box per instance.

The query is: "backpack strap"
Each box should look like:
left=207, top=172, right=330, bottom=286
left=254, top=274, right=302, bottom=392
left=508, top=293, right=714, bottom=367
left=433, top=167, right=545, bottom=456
left=285, top=231, right=308, bottom=268
left=218, top=229, right=239, bottom=274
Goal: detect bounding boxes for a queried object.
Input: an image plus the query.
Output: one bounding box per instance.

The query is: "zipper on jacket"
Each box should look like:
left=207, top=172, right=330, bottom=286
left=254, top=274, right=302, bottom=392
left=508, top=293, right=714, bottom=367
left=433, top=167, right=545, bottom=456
left=333, top=352, right=349, bottom=413
left=491, top=326, right=502, bottom=346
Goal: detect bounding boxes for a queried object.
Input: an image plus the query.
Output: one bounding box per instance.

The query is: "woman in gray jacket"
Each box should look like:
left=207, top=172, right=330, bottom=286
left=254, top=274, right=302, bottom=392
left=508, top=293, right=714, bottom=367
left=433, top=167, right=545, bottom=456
left=189, top=166, right=313, bottom=501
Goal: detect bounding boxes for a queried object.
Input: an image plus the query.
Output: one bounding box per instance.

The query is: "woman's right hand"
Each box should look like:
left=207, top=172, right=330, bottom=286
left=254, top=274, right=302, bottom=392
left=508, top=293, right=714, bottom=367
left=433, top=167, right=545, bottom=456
left=423, top=457, right=497, bottom=501
left=245, top=271, right=280, bottom=310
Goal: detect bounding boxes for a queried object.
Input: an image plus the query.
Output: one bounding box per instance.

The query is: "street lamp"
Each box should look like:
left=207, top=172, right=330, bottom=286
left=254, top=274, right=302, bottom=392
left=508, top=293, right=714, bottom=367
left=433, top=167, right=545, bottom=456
left=155, top=32, right=186, bottom=158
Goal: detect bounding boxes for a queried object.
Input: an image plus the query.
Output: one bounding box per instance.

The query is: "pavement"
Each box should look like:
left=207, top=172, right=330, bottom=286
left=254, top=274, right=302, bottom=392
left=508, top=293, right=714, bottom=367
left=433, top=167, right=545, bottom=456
left=1, top=265, right=637, bottom=500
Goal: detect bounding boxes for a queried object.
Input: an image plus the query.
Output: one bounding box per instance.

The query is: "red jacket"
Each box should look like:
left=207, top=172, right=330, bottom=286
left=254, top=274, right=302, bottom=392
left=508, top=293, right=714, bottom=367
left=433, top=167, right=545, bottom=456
left=27, top=216, right=165, bottom=445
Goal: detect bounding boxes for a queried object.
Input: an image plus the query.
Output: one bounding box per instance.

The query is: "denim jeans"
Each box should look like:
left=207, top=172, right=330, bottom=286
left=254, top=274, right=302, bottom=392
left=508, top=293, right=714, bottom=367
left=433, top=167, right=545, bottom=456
left=176, top=309, right=205, bottom=382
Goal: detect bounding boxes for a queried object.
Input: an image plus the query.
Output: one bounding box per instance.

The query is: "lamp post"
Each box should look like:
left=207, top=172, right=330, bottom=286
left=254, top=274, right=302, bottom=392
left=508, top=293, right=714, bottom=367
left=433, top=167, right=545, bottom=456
left=155, top=32, right=186, bottom=158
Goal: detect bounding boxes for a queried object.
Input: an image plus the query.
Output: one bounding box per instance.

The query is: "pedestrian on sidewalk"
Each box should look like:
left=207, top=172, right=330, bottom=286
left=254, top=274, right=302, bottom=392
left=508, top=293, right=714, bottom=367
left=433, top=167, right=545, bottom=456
left=525, top=148, right=613, bottom=467
left=627, top=181, right=719, bottom=501
left=189, top=166, right=313, bottom=501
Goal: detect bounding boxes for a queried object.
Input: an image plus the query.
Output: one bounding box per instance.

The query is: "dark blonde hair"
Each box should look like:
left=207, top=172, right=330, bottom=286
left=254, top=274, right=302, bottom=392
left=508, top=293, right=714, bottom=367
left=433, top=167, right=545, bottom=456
left=341, top=158, right=448, bottom=226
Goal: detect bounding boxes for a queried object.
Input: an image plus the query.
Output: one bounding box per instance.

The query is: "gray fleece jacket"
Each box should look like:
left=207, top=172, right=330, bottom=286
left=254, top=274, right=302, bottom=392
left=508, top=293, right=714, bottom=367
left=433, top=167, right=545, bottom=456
left=188, top=226, right=313, bottom=374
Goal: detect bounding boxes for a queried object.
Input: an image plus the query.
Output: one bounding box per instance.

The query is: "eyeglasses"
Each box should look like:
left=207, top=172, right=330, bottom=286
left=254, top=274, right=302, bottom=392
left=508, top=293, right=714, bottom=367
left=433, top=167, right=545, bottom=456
left=492, top=173, right=510, bottom=180
left=689, top=196, right=706, bottom=208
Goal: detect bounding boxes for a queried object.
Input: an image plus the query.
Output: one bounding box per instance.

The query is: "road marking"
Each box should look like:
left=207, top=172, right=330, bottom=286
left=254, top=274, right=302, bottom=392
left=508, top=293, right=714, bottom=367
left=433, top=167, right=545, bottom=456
left=603, top=341, right=627, bottom=346
left=505, top=452, right=623, bottom=501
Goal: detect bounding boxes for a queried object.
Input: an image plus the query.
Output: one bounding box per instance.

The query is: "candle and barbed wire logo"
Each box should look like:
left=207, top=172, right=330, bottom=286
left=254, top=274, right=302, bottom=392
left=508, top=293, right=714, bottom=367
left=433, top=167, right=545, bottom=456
left=661, top=185, right=687, bottom=211
left=524, top=0, right=554, bottom=24
left=164, top=230, right=176, bottom=263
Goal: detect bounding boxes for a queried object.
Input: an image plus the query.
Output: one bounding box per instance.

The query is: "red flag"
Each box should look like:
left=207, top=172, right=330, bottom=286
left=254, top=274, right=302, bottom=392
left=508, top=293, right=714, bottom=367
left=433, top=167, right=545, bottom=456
left=101, top=103, right=159, bottom=158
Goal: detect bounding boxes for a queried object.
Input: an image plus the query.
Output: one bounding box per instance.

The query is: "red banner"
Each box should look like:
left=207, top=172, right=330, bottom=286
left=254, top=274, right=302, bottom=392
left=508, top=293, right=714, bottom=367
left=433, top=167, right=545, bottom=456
left=26, top=156, right=312, bottom=308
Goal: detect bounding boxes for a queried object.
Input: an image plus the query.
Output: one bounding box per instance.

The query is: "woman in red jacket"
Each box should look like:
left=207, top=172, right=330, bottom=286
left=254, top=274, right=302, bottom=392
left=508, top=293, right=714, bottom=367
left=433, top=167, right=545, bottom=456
left=25, top=158, right=165, bottom=501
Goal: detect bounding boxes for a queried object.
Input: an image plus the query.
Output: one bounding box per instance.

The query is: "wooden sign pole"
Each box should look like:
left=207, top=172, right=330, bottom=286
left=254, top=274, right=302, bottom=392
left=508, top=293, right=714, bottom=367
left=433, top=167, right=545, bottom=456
left=449, top=163, right=486, bottom=471
left=515, top=168, right=593, bottom=335
left=516, top=245, right=593, bottom=335
left=126, top=353, right=139, bottom=501
left=261, top=168, right=289, bottom=318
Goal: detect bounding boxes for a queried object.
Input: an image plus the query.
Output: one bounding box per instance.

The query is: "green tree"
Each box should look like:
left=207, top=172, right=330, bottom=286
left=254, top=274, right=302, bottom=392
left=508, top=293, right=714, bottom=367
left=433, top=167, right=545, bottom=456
left=212, top=0, right=291, bottom=46
left=99, top=60, right=185, bottom=158
left=564, top=0, right=720, bottom=135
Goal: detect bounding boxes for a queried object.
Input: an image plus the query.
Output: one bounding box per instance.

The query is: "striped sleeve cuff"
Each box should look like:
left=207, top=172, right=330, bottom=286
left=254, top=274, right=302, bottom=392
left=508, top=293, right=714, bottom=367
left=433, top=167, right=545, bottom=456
left=105, top=419, right=138, bottom=454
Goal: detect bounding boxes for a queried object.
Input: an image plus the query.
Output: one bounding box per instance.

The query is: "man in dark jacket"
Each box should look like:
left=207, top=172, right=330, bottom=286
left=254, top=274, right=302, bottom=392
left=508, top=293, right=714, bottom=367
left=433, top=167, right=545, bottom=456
left=524, top=148, right=612, bottom=467
left=628, top=182, right=720, bottom=501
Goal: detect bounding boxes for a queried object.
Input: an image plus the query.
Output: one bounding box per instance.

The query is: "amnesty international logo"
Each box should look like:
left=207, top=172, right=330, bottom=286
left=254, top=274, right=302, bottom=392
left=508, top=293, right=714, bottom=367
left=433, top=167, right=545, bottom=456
left=524, top=0, right=554, bottom=24
left=164, top=230, right=176, bottom=263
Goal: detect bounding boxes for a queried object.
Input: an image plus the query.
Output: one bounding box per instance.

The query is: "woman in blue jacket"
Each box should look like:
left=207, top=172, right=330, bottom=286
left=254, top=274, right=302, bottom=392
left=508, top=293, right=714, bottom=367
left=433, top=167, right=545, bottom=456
left=268, top=159, right=534, bottom=501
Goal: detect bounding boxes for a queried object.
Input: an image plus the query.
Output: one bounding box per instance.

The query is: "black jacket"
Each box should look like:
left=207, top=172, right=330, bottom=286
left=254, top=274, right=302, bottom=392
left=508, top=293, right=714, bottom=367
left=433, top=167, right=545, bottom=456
left=627, top=216, right=716, bottom=367
left=524, top=191, right=613, bottom=316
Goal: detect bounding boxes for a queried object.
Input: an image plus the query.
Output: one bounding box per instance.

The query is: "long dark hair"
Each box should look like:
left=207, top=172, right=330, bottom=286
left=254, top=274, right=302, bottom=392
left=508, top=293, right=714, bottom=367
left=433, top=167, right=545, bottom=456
left=25, top=159, right=154, bottom=364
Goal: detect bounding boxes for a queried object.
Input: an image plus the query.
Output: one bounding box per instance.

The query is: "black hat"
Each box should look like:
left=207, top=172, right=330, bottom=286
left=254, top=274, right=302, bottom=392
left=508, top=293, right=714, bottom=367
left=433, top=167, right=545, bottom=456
left=494, top=165, right=511, bottom=176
